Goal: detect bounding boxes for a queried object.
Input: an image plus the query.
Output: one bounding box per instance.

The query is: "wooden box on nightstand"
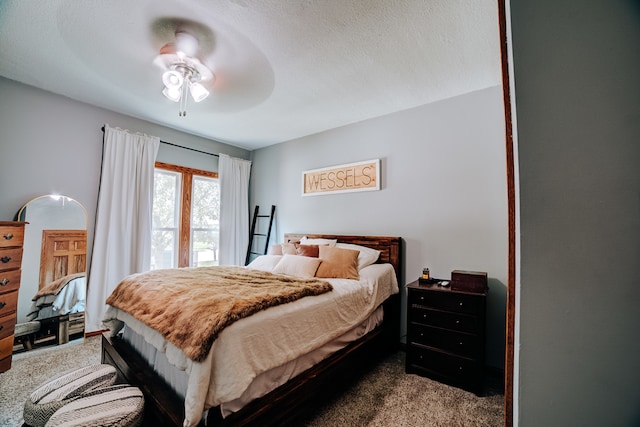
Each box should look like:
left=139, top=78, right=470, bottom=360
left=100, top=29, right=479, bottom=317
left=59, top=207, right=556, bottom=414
left=405, top=279, right=487, bottom=394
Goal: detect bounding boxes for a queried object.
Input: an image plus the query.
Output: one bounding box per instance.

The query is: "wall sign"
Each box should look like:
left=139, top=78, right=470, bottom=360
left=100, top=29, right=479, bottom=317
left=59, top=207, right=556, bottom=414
left=302, top=159, right=380, bottom=196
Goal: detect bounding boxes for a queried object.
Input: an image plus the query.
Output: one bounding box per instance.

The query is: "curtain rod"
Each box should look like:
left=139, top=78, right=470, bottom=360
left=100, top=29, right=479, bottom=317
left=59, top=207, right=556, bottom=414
left=101, top=126, right=219, bottom=157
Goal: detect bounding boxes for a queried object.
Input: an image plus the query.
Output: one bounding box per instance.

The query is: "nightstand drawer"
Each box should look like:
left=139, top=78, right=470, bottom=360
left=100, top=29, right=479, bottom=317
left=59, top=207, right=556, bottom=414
left=0, top=335, right=13, bottom=360
left=0, top=269, right=21, bottom=294
left=0, top=225, right=25, bottom=248
left=409, top=323, right=481, bottom=358
left=0, top=290, right=18, bottom=317
left=0, top=313, right=16, bottom=340
left=409, top=289, right=483, bottom=315
left=407, top=345, right=481, bottom=384
left=409, top=306, right=481, bottom=334
left=0, top=248, right=23, bottom=271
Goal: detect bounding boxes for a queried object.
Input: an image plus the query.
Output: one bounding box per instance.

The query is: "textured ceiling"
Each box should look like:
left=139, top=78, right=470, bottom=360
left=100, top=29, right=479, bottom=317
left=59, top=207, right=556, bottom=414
left=0, top=0, right=502, bottom=151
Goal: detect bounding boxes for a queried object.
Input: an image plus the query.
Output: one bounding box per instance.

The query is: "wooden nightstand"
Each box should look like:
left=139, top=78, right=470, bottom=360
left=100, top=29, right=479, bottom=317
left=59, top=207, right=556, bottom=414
left=405, top=279, right=487, bottom=394
left=0, top=222, right=26, bottom=372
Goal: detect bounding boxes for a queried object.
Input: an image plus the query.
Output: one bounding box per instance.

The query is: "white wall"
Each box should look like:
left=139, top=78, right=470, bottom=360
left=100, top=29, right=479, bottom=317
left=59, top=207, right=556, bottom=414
left=511, top=0, right=640, bottom=425
left=249, top=86, right=509, bottom=369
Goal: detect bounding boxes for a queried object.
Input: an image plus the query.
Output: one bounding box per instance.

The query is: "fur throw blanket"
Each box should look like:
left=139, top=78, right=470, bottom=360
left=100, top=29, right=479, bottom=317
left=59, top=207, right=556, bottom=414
left=33, top=272, right=86, bottom=300
left=106, top=266, right=333, bottom=362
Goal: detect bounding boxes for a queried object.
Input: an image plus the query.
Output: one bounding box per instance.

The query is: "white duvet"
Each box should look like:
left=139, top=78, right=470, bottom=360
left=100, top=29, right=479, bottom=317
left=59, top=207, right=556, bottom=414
left=28, top=277, right=86, bottom=321
left=103, top=263, right=398, bottom=427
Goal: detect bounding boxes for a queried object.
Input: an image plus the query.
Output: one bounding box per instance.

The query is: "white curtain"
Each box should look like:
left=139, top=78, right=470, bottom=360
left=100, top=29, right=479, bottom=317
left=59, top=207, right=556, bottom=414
left=85, top=125, right=159, bottom=333
left=218, top=153, right=252, bottom=266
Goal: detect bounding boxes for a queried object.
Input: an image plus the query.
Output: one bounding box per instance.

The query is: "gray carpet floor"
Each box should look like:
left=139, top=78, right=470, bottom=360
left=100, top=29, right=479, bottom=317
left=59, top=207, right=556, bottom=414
left=0, top=336, right=503, bottom=426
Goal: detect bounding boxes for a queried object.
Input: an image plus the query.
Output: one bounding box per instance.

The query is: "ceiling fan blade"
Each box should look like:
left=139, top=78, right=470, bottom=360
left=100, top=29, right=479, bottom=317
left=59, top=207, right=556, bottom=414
left=149, top=17, right=215, bottom=57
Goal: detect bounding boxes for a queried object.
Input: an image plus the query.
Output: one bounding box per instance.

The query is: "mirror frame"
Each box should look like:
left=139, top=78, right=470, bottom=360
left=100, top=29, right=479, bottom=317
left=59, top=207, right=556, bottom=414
left=17, top=195, right=88, bottom=227
left=15, top=194, right=88, bottom=324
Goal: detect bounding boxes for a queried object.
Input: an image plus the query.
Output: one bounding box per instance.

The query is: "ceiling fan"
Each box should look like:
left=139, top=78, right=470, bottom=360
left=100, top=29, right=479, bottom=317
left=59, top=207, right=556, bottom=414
left=149, top=16, right=274, bottom=116
left=153, top=29, right=214, bottom=117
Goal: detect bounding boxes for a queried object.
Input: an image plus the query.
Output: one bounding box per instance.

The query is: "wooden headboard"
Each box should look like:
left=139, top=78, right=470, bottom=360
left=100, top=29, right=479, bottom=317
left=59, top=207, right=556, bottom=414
left=284, top=233, right=402, bottom=282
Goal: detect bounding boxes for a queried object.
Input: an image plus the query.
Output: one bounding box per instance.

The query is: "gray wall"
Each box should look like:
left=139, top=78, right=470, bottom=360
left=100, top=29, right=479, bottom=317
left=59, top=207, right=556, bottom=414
left=511, top=0, right=640, bottom=425
left=0, top=76, right=249, bottom=321
left=249, top=86, right=509, bottom=370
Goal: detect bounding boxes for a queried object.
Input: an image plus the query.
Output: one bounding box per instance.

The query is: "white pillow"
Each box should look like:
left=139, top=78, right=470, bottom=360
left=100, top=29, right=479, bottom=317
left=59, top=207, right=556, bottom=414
left=246, top=255, right=282, bottom=272
left=299, top=236, right=338, bottom=247
left=336, top=243, right=381, bottom=270
left=272, top=254, right=322, bottom=278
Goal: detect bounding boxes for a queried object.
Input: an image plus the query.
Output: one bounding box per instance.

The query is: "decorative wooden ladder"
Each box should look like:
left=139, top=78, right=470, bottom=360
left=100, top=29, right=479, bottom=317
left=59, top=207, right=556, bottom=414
left=245, top=205, right=276, bottom=265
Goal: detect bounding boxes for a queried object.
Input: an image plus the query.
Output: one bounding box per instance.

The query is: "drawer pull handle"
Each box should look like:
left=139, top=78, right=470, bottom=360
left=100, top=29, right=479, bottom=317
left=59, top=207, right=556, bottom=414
left=420, top=333, right=424, bottom=337
left=1, top=256, right=10, bottom=263
left=458, top=366, right=463, bottom=371
left=459, top=302, right=464, bottom=306
left=459, top=341, right=463, bottom=345
left=0, top=278, right=9, bottom=286
left=455, top=320, right=460, bottom=324
left=2, top=233, right=13, bottom=240
left=0, top=301, right=5, bottom=309
left=423, top=314, right=427, bottom=318
left=420, top=296, right=424, bottom=301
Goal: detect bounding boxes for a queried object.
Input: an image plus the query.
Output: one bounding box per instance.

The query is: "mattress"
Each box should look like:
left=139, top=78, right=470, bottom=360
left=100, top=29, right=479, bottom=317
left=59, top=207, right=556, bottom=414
left=104, top=262, right=398, bottom=427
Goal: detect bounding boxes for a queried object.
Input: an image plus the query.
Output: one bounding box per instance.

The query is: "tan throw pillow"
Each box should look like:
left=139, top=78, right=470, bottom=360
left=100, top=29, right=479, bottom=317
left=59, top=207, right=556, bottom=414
left=296, top=244, right=320, bottom=257
left=315, top=246, right=360, bottom=280
left=335, top=243, right=381, bottom=270
left=272, top=254, right=322, bottom=278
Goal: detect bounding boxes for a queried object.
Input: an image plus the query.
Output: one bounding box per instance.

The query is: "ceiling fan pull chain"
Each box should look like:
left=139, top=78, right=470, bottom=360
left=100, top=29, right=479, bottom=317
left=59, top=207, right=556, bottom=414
left=180, top=79, right=189, bottom=117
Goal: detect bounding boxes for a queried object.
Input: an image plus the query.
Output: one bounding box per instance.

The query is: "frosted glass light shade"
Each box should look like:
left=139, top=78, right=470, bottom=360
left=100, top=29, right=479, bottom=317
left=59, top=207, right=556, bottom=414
left=162, top=70, right=184, bottom=89
left=189, top=82, right=209, bottom=102
left=162, top=86, right=181, bottom=102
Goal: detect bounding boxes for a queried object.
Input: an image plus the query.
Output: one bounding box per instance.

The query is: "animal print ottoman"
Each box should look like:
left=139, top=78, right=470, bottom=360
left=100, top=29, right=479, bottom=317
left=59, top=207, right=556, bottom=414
left=23, top=364, right=118, bottom=427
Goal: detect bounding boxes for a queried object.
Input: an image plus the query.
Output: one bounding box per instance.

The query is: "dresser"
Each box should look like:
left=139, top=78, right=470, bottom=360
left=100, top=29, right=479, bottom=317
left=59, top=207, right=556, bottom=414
left=0, top=221, right=26, bottom=372
left=405, top=279, right=487, bottom=394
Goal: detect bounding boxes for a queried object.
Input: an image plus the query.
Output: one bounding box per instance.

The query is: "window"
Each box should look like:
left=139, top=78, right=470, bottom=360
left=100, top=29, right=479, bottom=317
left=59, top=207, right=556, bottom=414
left=151, top=162, right=219, bottom=269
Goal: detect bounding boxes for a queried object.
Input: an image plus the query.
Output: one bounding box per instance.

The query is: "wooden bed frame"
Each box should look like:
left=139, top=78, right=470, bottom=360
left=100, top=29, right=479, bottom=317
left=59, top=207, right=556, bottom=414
left=102, top=234, right=402, bottom=427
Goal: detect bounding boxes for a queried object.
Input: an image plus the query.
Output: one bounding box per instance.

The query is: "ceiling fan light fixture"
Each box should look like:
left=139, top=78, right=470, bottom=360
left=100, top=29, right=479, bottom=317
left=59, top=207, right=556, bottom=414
left=162, top=86, right=182, bottom=102
left=189, top=82, right=209, bottom=102
left=155, top=30, right=214, bottom=116
left=162, top=70, right=184, bottom=89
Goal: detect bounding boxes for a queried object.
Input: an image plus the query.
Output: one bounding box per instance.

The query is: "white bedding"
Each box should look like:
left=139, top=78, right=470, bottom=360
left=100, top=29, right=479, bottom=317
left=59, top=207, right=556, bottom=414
left=103, top=262, right=398, bottom=427
left=27, top=276, right=86, bottom=321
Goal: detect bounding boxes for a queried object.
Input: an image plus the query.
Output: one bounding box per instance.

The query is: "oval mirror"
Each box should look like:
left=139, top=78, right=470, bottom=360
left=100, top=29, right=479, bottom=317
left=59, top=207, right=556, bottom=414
left=15, top=195, right=88, bottom=345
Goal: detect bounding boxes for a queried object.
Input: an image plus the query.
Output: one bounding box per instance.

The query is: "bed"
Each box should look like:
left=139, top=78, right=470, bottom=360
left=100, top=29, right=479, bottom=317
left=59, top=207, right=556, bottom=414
left=101, top=234, right=402, bottom=427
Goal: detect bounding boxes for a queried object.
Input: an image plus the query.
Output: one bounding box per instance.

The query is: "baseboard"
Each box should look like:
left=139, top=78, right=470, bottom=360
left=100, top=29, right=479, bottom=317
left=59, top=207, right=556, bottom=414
left=85, top=329, right=109, bottom=338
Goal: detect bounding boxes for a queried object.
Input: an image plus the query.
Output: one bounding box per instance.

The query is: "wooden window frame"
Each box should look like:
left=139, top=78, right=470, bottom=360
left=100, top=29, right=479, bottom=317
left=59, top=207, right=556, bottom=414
left=155, top=161, right=218, bottom=268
